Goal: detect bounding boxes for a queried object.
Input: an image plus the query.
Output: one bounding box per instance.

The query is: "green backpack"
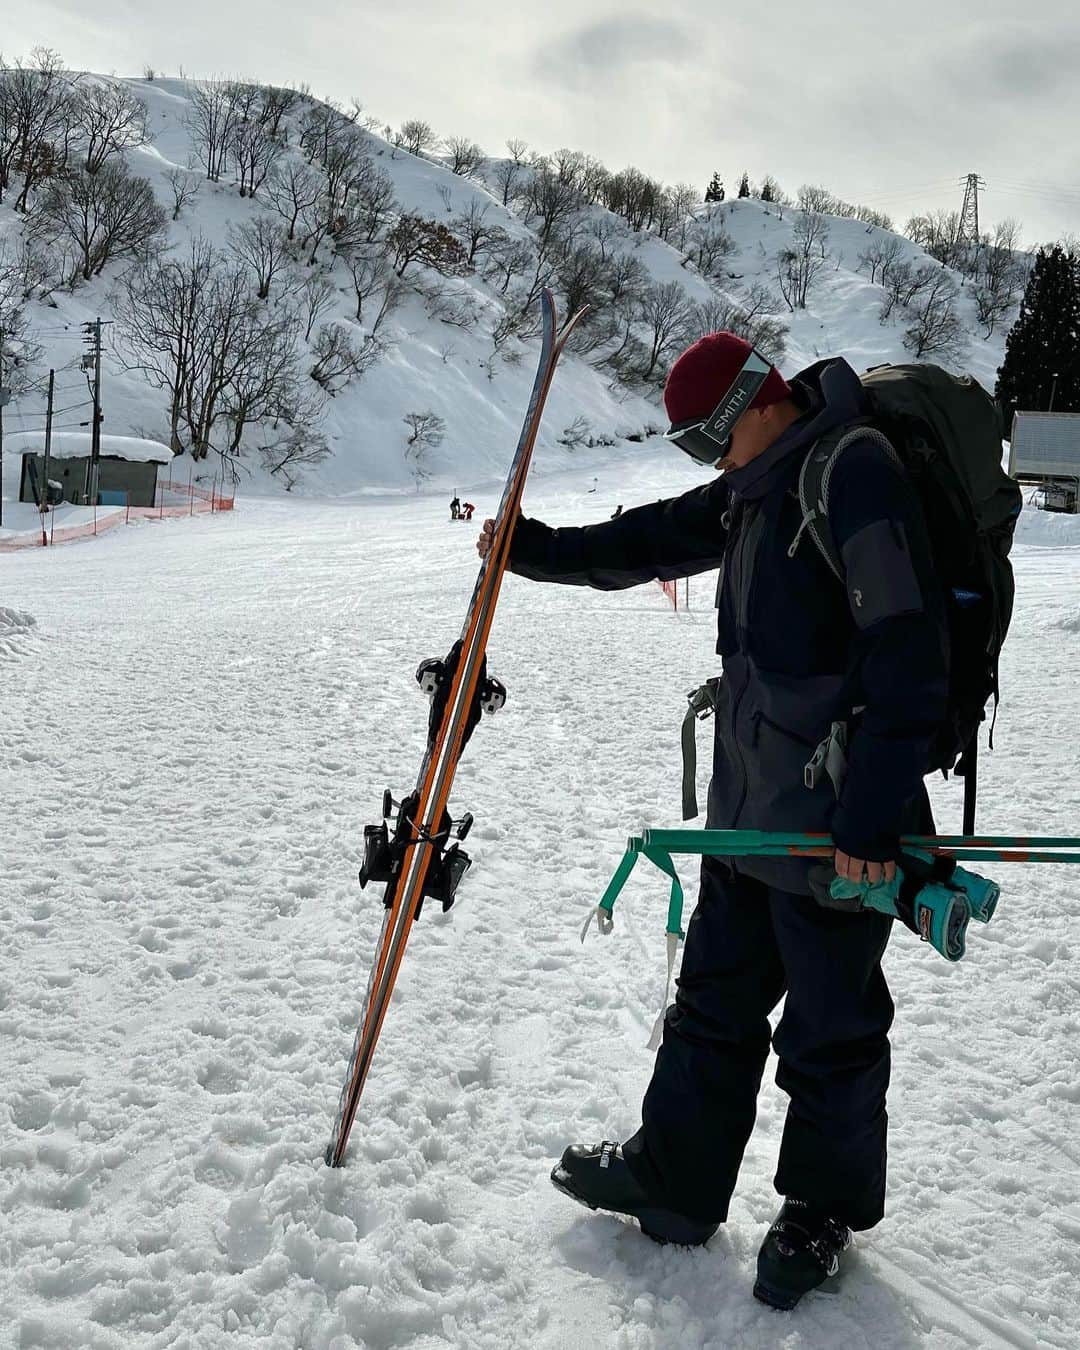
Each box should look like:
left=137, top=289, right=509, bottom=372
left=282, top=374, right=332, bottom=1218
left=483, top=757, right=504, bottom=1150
left=794, top=363, right=1022, bottom=832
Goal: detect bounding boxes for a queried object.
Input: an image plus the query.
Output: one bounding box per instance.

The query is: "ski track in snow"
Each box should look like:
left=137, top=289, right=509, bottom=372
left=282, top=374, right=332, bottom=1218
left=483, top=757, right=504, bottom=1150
left=1, top=463, right=1078, bottom=1349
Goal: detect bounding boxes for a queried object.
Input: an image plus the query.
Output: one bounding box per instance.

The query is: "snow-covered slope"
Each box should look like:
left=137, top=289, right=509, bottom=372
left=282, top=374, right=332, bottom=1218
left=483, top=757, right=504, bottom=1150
left=1, top=75, right=1012, bottom=506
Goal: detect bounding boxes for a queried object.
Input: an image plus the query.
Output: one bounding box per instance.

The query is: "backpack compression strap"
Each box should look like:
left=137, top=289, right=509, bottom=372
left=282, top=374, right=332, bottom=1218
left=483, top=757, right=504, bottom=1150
left=791, top=423, right=903, bottom=579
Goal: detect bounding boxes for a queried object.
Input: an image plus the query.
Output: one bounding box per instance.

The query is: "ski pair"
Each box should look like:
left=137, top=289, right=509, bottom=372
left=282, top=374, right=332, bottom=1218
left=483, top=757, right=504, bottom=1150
left=326, top=290, right=586, bottom=1167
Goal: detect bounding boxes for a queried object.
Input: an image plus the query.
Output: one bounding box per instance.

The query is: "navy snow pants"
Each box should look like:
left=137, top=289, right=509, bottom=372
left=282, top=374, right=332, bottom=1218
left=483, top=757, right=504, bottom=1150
left=622, top=857, right=894, bottom=1231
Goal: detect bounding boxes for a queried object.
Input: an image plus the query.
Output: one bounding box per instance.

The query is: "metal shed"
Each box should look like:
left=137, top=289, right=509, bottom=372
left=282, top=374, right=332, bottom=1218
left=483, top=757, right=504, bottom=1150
left=11, top=433, right=172, bottom=508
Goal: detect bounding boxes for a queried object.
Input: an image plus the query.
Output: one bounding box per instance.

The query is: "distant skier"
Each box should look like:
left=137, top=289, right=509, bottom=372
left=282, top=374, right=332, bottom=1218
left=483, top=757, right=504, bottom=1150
left=610, top=504, right=623, bottom=519
left=477, top=332, right=946, bottom=1310
left=450, top=495, right=461, bottom=521
left=462, top=502, right=475, bottom=522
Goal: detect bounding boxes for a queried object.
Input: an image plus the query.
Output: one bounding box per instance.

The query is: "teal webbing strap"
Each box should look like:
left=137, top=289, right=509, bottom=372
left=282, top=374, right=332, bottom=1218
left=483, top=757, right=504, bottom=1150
left=643, top=847, right=686, bottom=939
left=594, top=836, right=686, bottom=939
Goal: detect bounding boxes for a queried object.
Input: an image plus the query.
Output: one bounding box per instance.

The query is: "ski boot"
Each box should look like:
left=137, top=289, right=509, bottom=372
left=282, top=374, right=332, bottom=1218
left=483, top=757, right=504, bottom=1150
left=753, top=1198, right=852, bottom=1310
left=550, top=1142, right=718, bottom=1246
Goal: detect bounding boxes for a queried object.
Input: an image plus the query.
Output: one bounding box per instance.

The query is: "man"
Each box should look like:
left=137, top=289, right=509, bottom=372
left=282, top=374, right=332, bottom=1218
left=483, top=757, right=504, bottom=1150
left=476, top=332, right=947, bottom=1309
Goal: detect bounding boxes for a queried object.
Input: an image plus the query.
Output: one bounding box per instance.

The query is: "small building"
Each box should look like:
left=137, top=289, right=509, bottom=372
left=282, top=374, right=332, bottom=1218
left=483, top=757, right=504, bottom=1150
left=11, top=432, right=172, bottom=508
left=1008, top=412, right=1080, bottom=512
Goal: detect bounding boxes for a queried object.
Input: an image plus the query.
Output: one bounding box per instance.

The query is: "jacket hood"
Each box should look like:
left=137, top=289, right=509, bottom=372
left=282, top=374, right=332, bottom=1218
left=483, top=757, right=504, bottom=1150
left=723, top=357, right=868, bottom=502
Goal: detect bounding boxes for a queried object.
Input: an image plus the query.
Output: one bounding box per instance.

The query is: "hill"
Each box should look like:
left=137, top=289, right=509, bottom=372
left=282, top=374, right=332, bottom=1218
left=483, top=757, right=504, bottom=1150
left=0, top=71, right=1018, bottom=500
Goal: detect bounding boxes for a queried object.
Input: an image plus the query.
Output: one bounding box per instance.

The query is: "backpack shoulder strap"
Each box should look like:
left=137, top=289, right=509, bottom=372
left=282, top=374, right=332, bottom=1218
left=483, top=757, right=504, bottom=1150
left=791, top=421, right=902, bottom=580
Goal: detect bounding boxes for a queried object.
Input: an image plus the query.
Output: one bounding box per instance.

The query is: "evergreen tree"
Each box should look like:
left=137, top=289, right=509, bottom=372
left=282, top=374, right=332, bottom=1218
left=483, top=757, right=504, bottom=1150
left=704, top=171, right=725, bottom=203
left=759, top=176, right=777, bottom=203
left=996, top=246, right=1080, bottom=429
left=737, top=171, right=751, bottom=199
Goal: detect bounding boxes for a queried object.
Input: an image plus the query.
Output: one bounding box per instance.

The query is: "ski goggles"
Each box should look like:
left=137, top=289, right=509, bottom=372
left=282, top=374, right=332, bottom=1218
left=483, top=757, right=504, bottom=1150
left=663, top=349, right=774, bottom=467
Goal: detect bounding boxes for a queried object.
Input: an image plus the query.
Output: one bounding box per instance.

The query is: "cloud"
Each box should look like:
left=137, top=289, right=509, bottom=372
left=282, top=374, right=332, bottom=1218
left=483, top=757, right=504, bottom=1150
left=534, top=16, right=689, bottom=87
left=949, top=26, right=1080, bottom=100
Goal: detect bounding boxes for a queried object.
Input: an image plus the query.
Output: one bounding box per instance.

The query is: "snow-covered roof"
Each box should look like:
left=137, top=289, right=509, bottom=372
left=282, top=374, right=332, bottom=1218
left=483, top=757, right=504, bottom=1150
left=8, top=432, right=172, bottom=464
left=1009, top=412, right=1080, bottom=479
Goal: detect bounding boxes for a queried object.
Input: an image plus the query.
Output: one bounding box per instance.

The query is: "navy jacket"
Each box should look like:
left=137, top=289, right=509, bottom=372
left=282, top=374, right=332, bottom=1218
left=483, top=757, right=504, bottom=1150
left=509, top=358, right=948, bottom=894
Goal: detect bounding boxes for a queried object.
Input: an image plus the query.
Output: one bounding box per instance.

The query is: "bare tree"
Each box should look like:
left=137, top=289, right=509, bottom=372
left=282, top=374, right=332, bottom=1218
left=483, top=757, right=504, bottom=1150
left=322, top=127, right=373, bottom=219
left=492, top=155, right=526, bottom=208
left=972, top=217, right=1027, bottom=337
left=776, top=210, right=831, bottom=310
left=521, top=164, right=583, bottom=244
left=485, top=310, right=524, bottom=378
left=256, top=85, right=300, bottom=141
left=165, top=165, right=202, bottom=220
left=265, top=159, right=322, bottom=240
left=0, top=232, right=56, bottom=301
left=686, top=224, right=736, bottom=280
left=228, top=215, right=292, bottom=299
left=298, top=101, right=344, bottom=165
left=346, top=167, right=396, bottom=243
left=421, top=279, right=481, bottom=328
left=310, top=323, right=380, bottom=393
left=797, top=184, right=838, bottom=214
left=902, top=270, right=967, bottom=362
left=635, top=280, right=696, bottom=381
left=690, top=286, right=788, bottom=363
left=443, top=136, right=485, bottom=177
left=451, top=200, right=506, bottom=266
left=229, top=116, right=279, bottom=198
left=403, top=410, right=445, bottom=448
left=73, top=82, right=149, bottom=173
left=905, top=209, right=963, bottom=268
left=666, top=182, right=702, bottom=248
left=402, top=410, right=445, bottom=481
left=605, top=250, right=648, bottom=306
left=0, top=50, right=79, bottom=211
left=857, top=235, right=906, bottom=285
left=878, top=261, right=943, bottom=322
left=112, top=237, right=310, bottom=457
left=300, top=271, right=337, bottom=341
left=186, top=80, right=238, bottom=182
left=600, top=166, right=664, bottom=232
left=558, top=414, right=592, bottom=448
left=34, top=161, right=166, bottom=283
left=0, top=257, right=44, bottom=394
left=483, top=238, right=534, bottom=295
left=555, top=240, right=608, bottom=324
left=395, top=119, right=438, bottom=157
left=345, top=245, right=401, bottom=329
left=259, top=424, right=331, bottom=489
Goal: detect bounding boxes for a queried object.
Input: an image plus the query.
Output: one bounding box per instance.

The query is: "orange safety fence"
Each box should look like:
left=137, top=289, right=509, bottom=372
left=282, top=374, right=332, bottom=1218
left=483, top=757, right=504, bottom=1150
left=0, top=470, right=235, bottom=551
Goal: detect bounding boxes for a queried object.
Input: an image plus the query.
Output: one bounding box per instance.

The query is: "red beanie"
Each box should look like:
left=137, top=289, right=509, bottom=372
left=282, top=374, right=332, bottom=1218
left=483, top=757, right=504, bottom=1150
left=664, top=332, right=791, bottom=426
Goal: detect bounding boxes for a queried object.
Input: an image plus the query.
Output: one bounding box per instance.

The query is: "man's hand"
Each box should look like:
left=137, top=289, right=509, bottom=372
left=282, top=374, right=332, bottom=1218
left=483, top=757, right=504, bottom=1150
left=476, top=517, right=496, bottom=559
left=834, top=850, right=896, bottom=887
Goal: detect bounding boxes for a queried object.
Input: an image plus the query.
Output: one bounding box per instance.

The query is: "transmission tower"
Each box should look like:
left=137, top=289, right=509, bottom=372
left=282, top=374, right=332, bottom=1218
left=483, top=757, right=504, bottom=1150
left=957, top=173, right=986, bottom=246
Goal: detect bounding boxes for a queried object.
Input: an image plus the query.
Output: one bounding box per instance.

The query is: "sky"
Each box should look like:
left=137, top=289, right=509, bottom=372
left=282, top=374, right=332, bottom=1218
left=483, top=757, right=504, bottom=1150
left=6, top=0, right=1080, bottom=249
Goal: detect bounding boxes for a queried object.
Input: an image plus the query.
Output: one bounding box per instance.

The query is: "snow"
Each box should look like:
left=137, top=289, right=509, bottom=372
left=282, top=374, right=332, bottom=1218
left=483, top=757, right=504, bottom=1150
left=2, top=456, right=1078, bottom=1348
left=4, top=433, right=173, bottom=464
left=0, top=500, right=126, bottom=544
left=0, top=76, right=1012, bottom=506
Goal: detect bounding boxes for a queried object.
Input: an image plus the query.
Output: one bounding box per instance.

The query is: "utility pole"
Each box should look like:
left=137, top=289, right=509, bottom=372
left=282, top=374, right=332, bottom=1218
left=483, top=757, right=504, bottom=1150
left=957, top=172, right=986, bottom=248
left=0, top=326, right=9, bottom=529
left=81, top=316, right=107, bottom=504
left=41, top=369, right=55, bottom=547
